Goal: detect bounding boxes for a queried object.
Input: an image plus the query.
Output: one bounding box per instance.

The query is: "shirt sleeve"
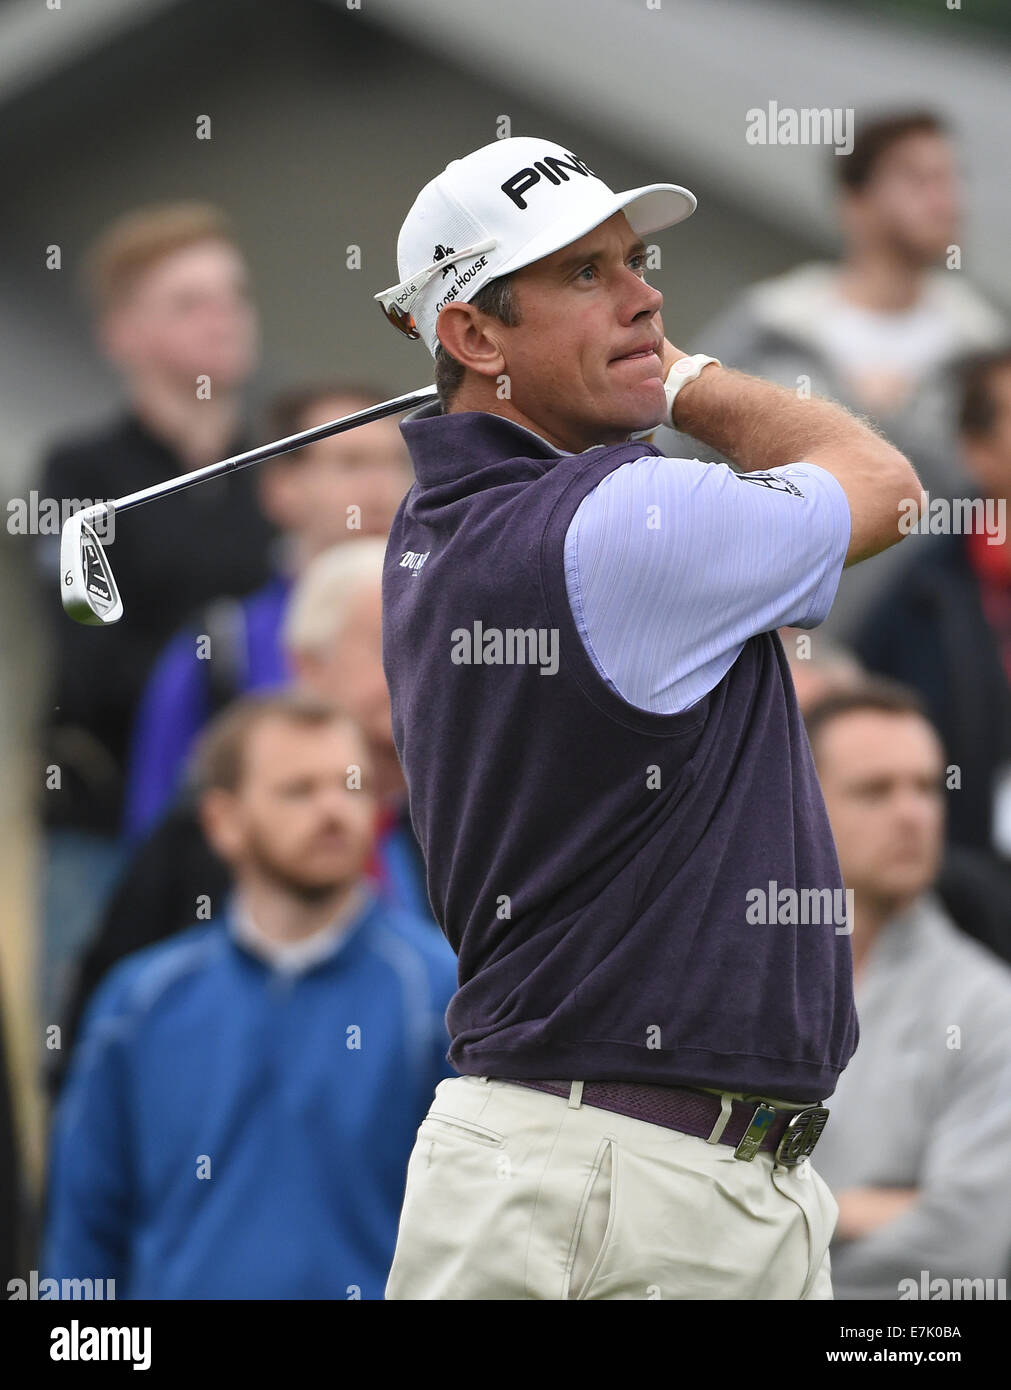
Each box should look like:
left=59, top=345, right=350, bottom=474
left=564, top=455, right=852, bottom=715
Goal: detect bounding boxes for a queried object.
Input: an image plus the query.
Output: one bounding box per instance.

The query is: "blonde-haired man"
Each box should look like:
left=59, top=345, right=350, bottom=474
left=35, top=201, right=276, bottom=1022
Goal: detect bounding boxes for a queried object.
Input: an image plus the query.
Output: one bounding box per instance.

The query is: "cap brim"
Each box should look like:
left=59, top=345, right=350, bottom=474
left=493, top=182, right=696, bottom=281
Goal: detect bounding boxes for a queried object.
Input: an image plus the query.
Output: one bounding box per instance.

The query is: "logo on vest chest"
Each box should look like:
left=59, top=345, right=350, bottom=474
left=399, top=550, right=430, bottom=574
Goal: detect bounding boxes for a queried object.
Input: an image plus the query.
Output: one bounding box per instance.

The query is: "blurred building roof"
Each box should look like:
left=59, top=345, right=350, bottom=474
left=361, top=0, right=1010, bottom=305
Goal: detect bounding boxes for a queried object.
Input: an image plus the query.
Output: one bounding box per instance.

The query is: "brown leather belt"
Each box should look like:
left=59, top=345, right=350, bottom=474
left=497, top=1077, right=829, bottom=1166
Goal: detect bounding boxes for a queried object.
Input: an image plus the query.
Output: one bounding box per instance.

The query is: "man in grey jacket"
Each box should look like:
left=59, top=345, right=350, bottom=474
left=657, top=111, right=1009, bottom=640
left=805, top=679, right=1011, bottom=1300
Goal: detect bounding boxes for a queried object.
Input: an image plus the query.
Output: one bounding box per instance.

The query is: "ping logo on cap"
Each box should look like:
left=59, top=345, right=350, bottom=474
left=500, top=151, right=597, bottom=211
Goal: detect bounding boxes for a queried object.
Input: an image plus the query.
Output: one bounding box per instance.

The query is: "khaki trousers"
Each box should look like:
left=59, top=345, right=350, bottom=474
left=386, top=1075, right=838, bottom=1300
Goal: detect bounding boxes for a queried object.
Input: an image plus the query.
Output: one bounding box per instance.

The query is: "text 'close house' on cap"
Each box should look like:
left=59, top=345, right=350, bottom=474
left=375, top=137, right=697, bottom=355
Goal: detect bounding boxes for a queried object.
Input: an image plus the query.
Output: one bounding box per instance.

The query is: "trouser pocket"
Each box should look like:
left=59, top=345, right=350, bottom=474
left=421, top=1112, right=506, bottom=1147
left=564, top=1136, right=617, bottom=1301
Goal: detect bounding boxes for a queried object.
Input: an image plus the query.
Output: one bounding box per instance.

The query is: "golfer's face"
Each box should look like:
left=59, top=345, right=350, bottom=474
left=503, top=211, right=668, bottom=447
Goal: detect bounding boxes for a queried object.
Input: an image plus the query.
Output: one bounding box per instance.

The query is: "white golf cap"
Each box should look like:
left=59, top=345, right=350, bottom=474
left=374, top=137, right=696, bottom=356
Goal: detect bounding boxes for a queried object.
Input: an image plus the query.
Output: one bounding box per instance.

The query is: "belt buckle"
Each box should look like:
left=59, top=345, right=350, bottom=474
left=774, top=1106, right=830, bottom=1167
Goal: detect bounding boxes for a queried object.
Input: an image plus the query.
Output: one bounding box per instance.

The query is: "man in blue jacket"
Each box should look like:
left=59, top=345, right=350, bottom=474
left=43, top=691, right=457, bottom=1300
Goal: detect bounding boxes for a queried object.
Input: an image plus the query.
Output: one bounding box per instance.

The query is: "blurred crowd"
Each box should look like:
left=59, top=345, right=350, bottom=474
left=3, top=108, right=1011, bottom=1301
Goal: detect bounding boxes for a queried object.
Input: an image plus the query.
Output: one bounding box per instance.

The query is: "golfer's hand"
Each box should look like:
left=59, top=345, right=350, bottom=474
left=660, top=338, right=690, bottom=378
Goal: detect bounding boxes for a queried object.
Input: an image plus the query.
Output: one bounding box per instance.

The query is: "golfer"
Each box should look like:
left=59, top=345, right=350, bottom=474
left=375, top=136, right=920, bottom=1300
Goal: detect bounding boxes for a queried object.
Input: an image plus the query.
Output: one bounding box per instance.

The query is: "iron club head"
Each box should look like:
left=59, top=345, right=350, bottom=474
left=60, top=504, right=123, bottom=625
left=55, top=386, right=436, bottom=626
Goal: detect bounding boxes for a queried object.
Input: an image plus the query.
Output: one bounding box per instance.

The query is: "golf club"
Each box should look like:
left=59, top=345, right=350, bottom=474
left=60, top=384, right=438, bottom=625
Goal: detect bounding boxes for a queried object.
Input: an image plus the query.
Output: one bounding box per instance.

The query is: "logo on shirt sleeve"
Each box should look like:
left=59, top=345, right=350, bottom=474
left=735, top=471, right=805, bottom=497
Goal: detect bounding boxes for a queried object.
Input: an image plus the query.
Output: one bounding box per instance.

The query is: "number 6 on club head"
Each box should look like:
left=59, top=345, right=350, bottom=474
left=56, top=385, right=437, bottom=626
left=60, top=505, right=123, bottom=625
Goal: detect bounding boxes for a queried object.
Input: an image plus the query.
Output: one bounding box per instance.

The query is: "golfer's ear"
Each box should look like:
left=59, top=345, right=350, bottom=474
left=435, top=303, right=506, bottom=382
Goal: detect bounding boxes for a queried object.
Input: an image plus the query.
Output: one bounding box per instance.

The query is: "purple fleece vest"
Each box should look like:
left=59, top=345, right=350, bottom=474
left=382, top=405, right=857, bottom=1101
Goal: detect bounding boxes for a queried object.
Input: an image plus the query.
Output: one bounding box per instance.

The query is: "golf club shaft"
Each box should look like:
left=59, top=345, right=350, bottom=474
left=105, top=385, right=437, bottom=518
